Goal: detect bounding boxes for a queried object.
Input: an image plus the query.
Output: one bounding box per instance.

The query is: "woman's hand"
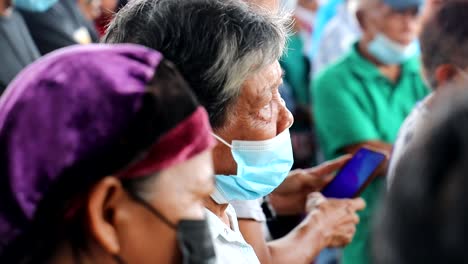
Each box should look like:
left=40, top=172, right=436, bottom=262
left=305, top=193, right=366, bottom=247
left=268, top=155, right=351, bottom=215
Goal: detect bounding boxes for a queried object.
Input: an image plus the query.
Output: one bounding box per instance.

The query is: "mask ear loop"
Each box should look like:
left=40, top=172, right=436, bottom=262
left=126, top=191, right=178, bottom=230
left=211, top=133, right=232, bottom=148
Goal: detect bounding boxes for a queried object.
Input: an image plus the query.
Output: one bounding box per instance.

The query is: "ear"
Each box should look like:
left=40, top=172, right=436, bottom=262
left=86, top=176, right=128, bottom=255
left=435, top=64, right=458, bottom=87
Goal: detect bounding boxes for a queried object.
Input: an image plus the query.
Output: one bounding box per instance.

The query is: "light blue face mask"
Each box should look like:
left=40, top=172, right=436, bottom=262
left=211, top=128, right=294, bottom=204
left=368, top=33, right=419, bottom=65
left=14, top=0, right=58, bottom=12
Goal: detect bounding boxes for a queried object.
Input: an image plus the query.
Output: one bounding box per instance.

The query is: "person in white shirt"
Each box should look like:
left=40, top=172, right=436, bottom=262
left=105, top=0, right=366, bottom=263
left=387, top=1, right=468, bottom=186
left=205, top=204, right=260, bottom=264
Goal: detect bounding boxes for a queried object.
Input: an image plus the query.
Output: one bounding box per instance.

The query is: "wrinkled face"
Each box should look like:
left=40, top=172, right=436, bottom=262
left=120, top=150, right=215, bottom=263
left=364, top=3, right=421, bottom=46
left=213, top=61, right=294, bottom=175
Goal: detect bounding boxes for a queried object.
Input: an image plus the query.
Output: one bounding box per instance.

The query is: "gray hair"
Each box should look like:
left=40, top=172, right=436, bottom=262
left=104, top=0, right=290, bottom=128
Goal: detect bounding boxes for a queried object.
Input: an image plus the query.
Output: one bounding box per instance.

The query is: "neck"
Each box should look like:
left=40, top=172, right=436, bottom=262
left=204, top=198, right=230, bottom=226
left=50, top=237, right=179, bottom=264
left=358, top=39, right=401, bottom=82
left=424, top=90, right=437, bottom=109
left=49, top=239, right=118, bottom=264
left=49, top=241, right=94, bottom=264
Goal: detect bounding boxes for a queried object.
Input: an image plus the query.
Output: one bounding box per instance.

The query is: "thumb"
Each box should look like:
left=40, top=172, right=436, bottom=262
left=305, top=192, right=327, bottom=212
left=349, top=198, right=366, bottom=211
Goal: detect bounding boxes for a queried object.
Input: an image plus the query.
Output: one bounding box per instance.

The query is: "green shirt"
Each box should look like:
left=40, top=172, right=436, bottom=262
left=312, top=43, right=429, bottom=264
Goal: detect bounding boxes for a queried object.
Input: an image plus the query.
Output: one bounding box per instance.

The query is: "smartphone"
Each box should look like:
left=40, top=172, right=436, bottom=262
left=321, top=148, right=386, bottom=199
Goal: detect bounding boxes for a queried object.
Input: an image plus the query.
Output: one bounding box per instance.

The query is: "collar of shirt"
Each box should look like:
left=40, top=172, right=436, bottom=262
left=205, top=205, right=251, bottom=247
left=347, top=42, right=421, bottom=82
left=417, top=92, right=433, bottom=116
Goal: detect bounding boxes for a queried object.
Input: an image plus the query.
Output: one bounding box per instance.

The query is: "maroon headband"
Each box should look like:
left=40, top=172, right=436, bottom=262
left=64, top=106, right=215, bottom=221
left=118, top=106, right=216, bottom=178
left=0, top=44, right=215, bottom=249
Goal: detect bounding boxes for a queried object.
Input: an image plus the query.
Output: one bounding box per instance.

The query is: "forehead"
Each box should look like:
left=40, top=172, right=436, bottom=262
left=252, top=62, right=282, bottom=85
left=240, top=62, right=283, bottom=104
left=245, top=62, right=282, bottom=91
left=363, top=4, right=419, bottom=26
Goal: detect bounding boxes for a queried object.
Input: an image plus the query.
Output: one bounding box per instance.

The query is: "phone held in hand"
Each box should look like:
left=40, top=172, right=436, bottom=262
left=321, top=148, right=386, bottom=198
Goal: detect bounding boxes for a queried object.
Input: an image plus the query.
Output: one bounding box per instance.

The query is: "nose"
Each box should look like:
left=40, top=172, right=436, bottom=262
left=276, top=96, right=294, bottom=134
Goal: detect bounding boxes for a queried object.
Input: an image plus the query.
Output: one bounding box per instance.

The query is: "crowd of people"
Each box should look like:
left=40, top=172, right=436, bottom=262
left=0, top=0, right=467, bottom=263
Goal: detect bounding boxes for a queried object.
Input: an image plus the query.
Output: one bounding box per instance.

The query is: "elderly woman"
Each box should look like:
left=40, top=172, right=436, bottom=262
left=104, top=0, right=365, bottom=263
left=0, top=44, right=216, bottom=264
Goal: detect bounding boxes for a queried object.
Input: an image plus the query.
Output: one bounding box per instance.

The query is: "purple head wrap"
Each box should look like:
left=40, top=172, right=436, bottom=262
left=0, top=44, right=163, bottom=248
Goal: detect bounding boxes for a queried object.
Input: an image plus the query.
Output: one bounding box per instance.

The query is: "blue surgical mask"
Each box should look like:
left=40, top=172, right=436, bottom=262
left=14, top=0, right=58, bottom=12
left=368, top=33, right=419, bottom=65
left=211, top=128, right=294, bottom=204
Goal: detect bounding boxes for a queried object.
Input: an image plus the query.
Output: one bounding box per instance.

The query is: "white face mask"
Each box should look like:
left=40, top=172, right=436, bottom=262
left=210, top=128, right=294, bottom=204
left=368, top=33, right=419, bottom=65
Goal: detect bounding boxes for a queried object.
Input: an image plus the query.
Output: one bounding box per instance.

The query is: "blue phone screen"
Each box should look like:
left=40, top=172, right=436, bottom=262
left=321, top=148, right=385, bottom=198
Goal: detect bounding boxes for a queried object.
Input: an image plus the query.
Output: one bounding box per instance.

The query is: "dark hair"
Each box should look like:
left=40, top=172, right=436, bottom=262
left=0, top=60, right=199, bottom=263
left=420, top=1, right=468, bottom=88
left=374, top=86, right=468, bottom=264
left=103, top=0, right=288, bottom=128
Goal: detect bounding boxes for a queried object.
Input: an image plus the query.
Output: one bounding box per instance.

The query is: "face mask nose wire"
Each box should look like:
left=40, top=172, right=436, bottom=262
left=211, top=133, right=232, bottom=148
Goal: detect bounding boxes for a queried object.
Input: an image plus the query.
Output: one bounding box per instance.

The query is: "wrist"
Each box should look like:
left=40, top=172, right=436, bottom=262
left=293, top=212, right=328, bottom=259
left=264, top=196, right=278, bottom=219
